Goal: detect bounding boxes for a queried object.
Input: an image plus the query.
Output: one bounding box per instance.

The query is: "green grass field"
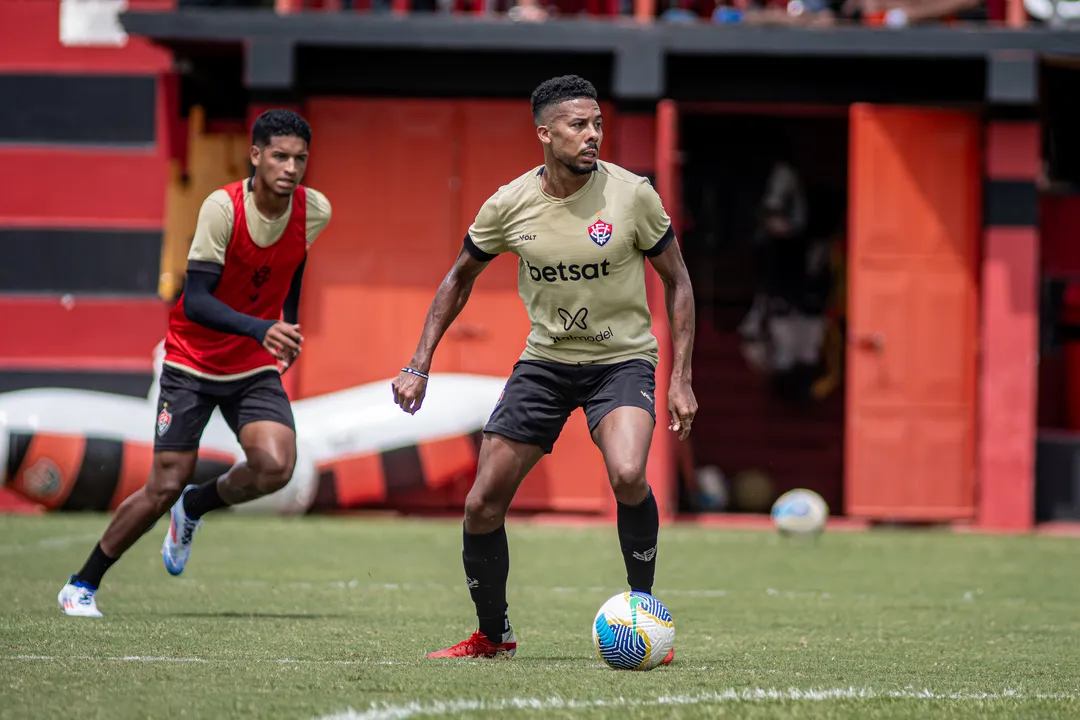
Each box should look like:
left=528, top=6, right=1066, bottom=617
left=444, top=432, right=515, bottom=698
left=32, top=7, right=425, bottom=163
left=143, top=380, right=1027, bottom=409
left=1, top=513, right=1078, bottom=719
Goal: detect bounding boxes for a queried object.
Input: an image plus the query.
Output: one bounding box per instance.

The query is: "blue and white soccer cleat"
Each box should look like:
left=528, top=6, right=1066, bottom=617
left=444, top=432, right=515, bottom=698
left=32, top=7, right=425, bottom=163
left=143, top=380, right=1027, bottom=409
left=162, top=484, right=203, bottom=576
left=58, top=576, right=103, bottom=617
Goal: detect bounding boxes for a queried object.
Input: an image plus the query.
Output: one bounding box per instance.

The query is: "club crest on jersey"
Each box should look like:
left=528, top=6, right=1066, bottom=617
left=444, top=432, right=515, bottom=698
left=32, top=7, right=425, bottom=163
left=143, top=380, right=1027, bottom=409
left=157, top=405, right=173, bottom=437
left=587, top=218, right=613, bottom=247
left=251, top=265, right=272, bottom=288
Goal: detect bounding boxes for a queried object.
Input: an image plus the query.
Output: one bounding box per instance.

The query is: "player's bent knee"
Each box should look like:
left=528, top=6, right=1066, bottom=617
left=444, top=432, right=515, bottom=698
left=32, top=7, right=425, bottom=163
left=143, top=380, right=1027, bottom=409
left=463, top=491, right=507, bottom=534
left=244, top=442, right=295, bottom=493
left=258, top=461, right=294, bottom=494
left=242, top=438, right=294, bottom=477
left=608, top=461, right=648, bottom=505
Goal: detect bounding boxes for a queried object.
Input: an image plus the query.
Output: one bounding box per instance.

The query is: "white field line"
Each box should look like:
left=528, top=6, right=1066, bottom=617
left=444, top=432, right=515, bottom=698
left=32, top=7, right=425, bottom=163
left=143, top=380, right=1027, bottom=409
left=186, top=578, right=905, bottom=602
left=318, top=688, right=1080, bottom=720
left=8, top=656, right=1076, bottom=717
left=175, top=578, right=1022, bottom=604
left=5, top=654, right=404, bottom=667
left=4, top=655, right=672, bottom=671
left=0, top=533, right=101, bottom=556
left=195, top=579, right=738, bottom=599
left=210, top=580, right=1024, bottom=605
left=0, top=656, right=751, bottom=673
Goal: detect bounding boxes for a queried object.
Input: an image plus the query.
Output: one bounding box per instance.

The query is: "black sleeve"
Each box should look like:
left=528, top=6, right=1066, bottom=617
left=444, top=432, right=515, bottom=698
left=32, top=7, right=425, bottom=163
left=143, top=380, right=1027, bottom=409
left=463, top=233, right=499, bottom=262
left=282, top=257, right=306, bottom=325
left=642, top=225, right=676, bottom=258
left=183, top=264, right=275, bottom=342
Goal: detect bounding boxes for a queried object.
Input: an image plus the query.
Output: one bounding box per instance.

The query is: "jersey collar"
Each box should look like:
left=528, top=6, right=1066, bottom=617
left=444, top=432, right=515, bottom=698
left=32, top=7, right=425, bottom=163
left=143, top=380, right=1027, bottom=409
left=535, top=163, right=598, bottom=205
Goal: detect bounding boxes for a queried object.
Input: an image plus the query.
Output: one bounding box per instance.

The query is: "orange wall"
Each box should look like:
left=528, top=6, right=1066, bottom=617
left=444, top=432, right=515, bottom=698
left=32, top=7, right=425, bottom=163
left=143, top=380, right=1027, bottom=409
left=299, top=98, right=617, bottom=513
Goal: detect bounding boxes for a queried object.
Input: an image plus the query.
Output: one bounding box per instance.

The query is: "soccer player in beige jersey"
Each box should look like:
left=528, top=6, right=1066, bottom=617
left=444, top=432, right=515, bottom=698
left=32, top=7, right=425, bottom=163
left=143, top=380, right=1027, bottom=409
left=392, top=75, right=698, bottom=660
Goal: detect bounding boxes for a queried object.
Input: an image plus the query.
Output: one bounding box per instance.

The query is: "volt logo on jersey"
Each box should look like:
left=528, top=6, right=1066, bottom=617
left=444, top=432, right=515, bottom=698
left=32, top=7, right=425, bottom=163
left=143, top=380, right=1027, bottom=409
left=587, top=218, right=613, bottom=247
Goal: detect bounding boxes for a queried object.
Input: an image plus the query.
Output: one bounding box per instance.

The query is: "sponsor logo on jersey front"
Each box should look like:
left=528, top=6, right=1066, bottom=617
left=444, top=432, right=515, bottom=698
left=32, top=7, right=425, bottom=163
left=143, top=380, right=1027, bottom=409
left=558, top=307, right=589, bottom=331
left=550, top=306, right=613, bottom=345
left=587, top=218, right=613, bottom=247
left=526, top=259, right=610, bottom=283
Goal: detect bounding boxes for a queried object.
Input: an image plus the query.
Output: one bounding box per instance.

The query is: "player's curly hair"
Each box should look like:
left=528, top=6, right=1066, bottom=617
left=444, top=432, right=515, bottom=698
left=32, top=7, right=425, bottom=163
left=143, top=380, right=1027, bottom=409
left=251, top=109, right=312, bottom=147
left=531, top=75, right=598, bottom=124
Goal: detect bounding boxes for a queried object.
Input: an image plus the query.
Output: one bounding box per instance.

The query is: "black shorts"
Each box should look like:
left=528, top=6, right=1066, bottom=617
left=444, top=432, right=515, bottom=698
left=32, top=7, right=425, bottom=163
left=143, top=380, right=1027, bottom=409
left=154, top=364, right=295, bottom=452
left=484, top=358, right=657, bottom=454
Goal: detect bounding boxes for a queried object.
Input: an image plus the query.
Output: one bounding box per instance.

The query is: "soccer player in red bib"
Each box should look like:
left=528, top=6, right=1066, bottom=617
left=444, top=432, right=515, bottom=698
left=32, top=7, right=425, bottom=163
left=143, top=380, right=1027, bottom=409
left=58, top=110, right=331, bottom=617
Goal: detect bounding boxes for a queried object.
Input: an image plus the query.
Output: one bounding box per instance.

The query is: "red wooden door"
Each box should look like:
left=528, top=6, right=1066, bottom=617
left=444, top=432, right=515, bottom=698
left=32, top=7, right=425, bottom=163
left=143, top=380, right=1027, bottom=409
left=845, top=104, right=980, bottom=520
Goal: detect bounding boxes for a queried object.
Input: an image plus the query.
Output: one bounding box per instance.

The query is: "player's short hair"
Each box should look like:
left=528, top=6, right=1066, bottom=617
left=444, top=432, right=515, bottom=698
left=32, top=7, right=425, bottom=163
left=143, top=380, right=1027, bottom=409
left=531, top=75, right=598, bottom=124
left=251, top=109, right=312, bottom=147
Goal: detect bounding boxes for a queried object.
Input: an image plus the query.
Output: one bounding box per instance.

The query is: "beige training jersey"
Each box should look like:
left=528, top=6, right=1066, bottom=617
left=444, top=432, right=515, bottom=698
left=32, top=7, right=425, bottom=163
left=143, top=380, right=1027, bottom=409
left=466, top=161, right=674, bottom=367
left=188, top=181, right=332, bottom=264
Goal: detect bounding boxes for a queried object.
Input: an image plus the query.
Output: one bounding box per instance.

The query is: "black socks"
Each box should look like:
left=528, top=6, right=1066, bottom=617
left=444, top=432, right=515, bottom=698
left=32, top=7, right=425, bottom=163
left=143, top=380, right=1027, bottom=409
left=183, top=479, right=228, bottom=519
left=462, top=523, right=511, bottom=643
left=617, top=486, right=659, bottom=595
left=458, top=490, right=655, bottom=643
left=74, top=544, right=116, bottom=588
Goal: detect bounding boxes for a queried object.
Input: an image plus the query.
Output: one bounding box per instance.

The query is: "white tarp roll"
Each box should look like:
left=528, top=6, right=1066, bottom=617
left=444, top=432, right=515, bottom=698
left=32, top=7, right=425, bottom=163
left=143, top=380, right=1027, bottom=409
left=59, top=0, right=129, bottom=47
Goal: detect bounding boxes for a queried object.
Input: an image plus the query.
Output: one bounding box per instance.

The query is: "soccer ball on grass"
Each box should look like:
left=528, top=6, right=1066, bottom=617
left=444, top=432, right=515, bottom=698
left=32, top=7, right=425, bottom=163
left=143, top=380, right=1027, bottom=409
left=592, top=591, right=675, bottom=671
left=770, top=488, right=829, bottom=536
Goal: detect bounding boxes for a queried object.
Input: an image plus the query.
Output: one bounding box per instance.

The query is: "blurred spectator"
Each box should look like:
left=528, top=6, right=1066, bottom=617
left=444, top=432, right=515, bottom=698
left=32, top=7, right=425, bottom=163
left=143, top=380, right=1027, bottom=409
left=712, top=0, right=846, bottom=24
left=1024, top=0, right=1080, bottom=25
left=509, top=0, right=550, bottom=20
left=709, top=0, right=986, bottom=24
left=660, top=0, right=701, bottom=20
left=739, top=156, right=807, bottom=357
left=737, top=155, right=837, bottom=402
left=847, top=0, right=986, bottom=24
left=178, top=0, right=275, bottom=6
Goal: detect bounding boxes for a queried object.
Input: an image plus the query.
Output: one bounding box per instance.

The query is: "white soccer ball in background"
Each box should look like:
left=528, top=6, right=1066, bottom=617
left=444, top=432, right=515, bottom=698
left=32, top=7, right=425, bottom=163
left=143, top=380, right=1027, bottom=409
left=592, top=591, right=675, bottom=671
left=771, top=488, right=829, bottom=535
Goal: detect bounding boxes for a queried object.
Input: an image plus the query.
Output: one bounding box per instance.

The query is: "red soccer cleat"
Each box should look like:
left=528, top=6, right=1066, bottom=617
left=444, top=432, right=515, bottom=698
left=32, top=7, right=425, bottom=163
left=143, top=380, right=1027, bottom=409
left=660, top=647, right=675, bottom=666
left=426, top=628, right=517, bottom=659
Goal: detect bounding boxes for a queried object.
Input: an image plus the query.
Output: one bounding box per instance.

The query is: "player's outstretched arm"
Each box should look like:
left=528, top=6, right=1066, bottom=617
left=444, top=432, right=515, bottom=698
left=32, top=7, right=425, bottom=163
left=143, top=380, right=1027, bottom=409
left=647, top=240, right=698, bottom=441
left=392, top=247, right=491, bottom=414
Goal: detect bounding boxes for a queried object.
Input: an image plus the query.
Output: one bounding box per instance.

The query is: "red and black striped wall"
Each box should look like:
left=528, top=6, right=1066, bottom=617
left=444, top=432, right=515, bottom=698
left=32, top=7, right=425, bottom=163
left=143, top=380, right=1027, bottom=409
left=0, top=0, right=173, bottom=397
left=5, top=429, right=235, bottom=511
